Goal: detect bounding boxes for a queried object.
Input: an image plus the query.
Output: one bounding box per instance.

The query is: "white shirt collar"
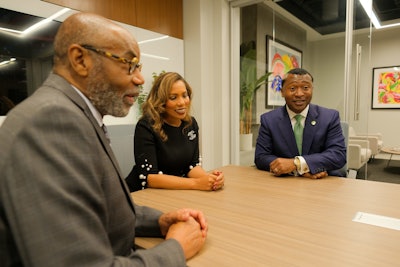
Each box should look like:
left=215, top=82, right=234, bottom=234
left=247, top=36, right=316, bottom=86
left=286, top=105, right=310, bottom=120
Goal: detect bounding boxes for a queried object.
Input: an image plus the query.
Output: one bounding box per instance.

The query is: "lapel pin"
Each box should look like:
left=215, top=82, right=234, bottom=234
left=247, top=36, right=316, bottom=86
left=311, top=120, right=316, bottom=126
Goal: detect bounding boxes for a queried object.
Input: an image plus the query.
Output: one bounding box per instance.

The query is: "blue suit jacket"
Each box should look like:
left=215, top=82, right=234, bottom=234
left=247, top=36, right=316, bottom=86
left=255, top=104, right=346, bottom=177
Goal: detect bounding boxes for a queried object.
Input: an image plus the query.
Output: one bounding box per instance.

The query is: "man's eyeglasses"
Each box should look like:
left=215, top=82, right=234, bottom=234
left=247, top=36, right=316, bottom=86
left=81, top=44, right=142, bottom=75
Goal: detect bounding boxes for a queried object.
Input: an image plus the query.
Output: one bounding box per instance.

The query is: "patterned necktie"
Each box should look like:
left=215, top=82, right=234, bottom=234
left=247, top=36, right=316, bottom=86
left=102, top=124, right=110, bottom=143
left=294, top=114, right=303, bottom=155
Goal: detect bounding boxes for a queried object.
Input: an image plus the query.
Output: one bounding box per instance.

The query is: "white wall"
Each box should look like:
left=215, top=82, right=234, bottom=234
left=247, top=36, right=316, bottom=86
left=183, top=0, right=232, bottom=170
left=308, top=37, right=346, bottom=114
left=310, top=27, right=400, bottom=147
left=0, top=116, right=6, bottom=126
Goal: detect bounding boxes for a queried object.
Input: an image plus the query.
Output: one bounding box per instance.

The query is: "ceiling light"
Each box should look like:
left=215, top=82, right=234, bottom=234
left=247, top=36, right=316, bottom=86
left=138, top=36, right=170, bottom=60
left=359, top=0, right=400, bottom=29
left=138, top=35, right=169, bottom=45
left=359, top=0, right=381, bottom=29
left=0, top=8, right=70, bottom=36
left=141, top=53, right=170, bottom=61
left=0, top=58, right=16, bottom=66
left=22, top=8, right=70, bottom=36
left=379, top=21, right=400, bottom=29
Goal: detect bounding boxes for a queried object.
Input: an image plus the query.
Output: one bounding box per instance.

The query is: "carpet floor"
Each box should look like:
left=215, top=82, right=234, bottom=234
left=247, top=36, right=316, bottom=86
left=356, top=158, right=400, bottom=184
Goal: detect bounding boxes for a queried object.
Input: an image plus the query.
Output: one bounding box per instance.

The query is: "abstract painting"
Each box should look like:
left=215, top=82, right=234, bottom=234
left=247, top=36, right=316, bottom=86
left=265, top=35, right=302, bottom=109
left=372, top=66, right=400, bottom=109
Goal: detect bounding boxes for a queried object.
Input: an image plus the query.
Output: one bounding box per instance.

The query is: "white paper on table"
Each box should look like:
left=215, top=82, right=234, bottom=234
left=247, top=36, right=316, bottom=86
left=353, top=211, right=400, bottom=231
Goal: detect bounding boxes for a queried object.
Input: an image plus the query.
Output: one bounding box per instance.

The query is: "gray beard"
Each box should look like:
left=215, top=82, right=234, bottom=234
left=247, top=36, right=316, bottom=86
left=86, top=64, right=128, bottom=117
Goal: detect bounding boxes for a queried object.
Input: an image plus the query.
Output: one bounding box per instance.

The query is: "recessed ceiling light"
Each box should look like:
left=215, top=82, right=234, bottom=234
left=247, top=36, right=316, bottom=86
left=359, top=0, right=400, bottom=29
left=0, top=8, right=70, bottom=36
left=0, top=58, right=16, bottom=66
left=141, top=53, right=170, bottom=61
left=138, top=35, right=169, bottom=44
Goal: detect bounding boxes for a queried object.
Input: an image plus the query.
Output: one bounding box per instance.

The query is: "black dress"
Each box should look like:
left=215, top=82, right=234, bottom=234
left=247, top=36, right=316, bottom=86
left=125, top=117, right=200, bottom=192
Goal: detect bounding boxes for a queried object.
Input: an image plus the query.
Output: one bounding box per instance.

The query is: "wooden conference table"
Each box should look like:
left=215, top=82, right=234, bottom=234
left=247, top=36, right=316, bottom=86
left=131, top=165, right=400, bottom=267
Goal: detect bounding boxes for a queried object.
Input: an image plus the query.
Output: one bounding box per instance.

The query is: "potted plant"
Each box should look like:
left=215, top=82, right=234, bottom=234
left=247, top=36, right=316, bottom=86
left=136, top=71, right=166, bottom=118
left=136, top=85, right=147, bottom=118
left=240, top=42, right=271, bottom=150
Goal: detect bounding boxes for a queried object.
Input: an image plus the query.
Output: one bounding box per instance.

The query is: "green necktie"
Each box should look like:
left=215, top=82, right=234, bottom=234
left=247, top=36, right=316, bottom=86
left=294, top=115, right=303, bottom=155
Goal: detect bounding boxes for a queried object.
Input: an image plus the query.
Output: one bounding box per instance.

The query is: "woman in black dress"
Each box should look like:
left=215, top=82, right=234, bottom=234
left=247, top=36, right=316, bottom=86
left=125, top=72, right=225, bottom=192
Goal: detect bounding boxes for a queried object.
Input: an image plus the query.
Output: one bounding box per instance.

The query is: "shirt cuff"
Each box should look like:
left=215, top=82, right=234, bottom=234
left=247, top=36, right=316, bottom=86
left=296, top=156, right=310, bottom=175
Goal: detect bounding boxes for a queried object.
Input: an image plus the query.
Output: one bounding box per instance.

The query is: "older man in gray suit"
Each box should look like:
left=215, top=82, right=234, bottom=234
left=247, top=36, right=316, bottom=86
left=0, top=13, right=207, bottom=266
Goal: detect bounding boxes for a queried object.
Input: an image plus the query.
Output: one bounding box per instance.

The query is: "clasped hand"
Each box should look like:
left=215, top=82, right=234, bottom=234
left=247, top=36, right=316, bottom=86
left=193, top=170, right=225, bottom=191
left=160, top=208, right=208, bottom=260
left=210, top=170, right=224, bottom=191
left=270, top=158, right=328, bottom=179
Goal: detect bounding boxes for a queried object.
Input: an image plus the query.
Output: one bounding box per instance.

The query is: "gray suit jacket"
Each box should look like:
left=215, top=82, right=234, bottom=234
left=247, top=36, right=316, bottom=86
left=0, top=73, right=185, bottom=266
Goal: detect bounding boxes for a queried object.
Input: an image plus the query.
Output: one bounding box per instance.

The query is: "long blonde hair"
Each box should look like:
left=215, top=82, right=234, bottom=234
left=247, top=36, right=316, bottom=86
left=141, top=72, right=193, bottom=141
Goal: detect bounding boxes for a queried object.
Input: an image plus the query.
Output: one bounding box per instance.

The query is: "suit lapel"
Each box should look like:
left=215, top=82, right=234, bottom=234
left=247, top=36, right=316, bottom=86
left=47, top=74, right=135, bottom=211
left=303, top=104, right=319, bottom=154
left=51, top=75, right=123, bottom=177
left=81, top=102, right=136, bottom=211
left=87, top=113, right=124, bottom=177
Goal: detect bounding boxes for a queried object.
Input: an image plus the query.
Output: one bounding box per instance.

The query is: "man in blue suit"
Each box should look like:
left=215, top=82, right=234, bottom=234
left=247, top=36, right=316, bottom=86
left=255, top=68, right=346, bottom=178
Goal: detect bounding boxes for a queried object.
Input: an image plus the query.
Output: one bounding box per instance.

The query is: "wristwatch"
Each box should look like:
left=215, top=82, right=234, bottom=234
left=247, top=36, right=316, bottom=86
left=294, top=156, right=301, bottom=171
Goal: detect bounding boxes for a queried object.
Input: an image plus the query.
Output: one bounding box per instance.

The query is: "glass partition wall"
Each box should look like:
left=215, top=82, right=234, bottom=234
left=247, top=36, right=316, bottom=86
left=239, top=2, right=310, bottom=166
left=347, top=0, right=371, bottom=179
left=335, top=0, right=400, bottom=180
left=237, top=0, right=397, bottom=180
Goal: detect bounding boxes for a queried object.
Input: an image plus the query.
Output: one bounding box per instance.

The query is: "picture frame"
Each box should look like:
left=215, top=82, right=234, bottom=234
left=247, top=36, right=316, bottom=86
left=265, top=35, right=302, bottom=109
left=371, top=66, right=400, bottom=109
